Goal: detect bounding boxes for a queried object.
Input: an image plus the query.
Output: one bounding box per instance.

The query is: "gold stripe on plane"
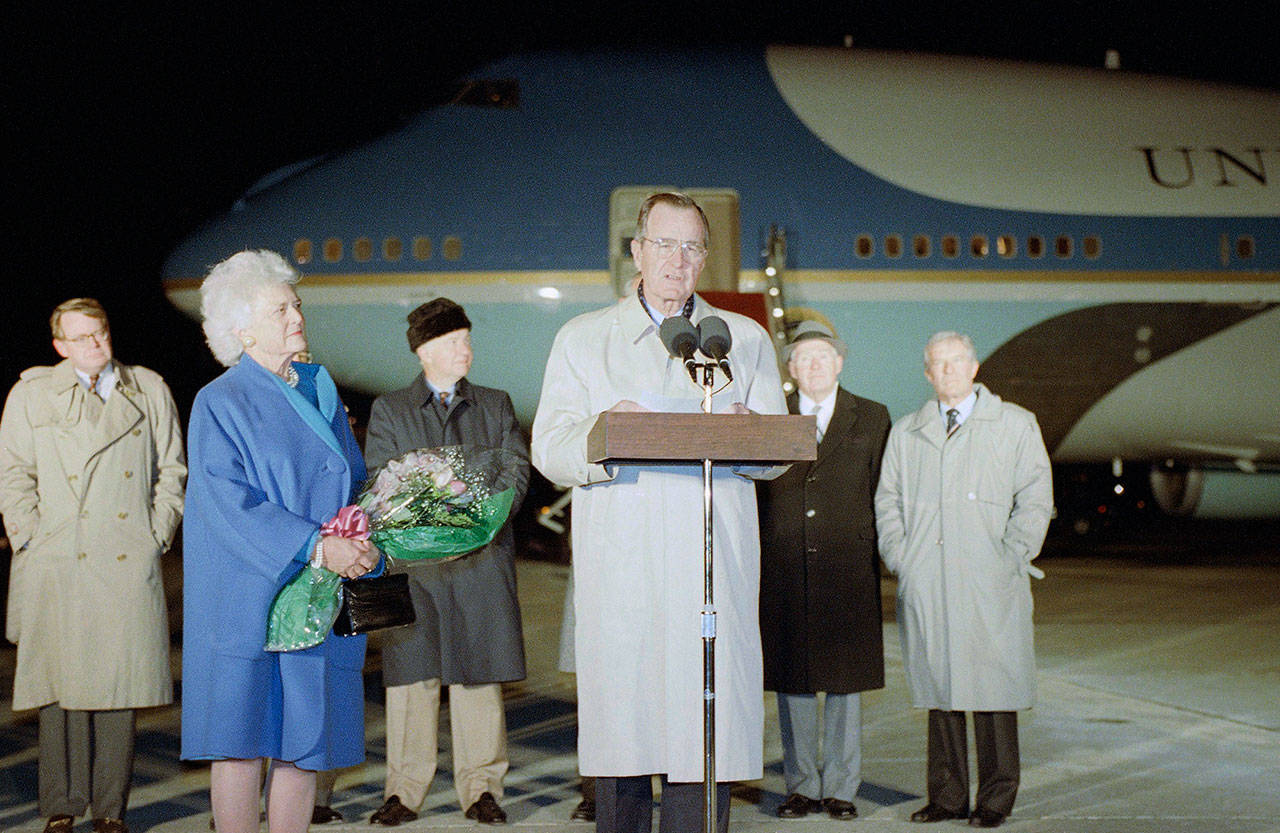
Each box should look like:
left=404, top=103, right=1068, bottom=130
left=164, top=267, right=1280, bottom=290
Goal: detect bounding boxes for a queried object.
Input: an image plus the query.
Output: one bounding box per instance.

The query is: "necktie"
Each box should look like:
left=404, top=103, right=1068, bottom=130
left=438, top=390, right=451, bottom=408
left=87, top=375, right=102, bottom=400
left=946, top=408, right=959, bottom=436
left=809, top=403, right=824, bottom=443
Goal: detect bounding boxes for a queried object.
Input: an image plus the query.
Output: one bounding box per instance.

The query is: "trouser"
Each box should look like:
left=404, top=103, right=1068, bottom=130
left=384, top=678, right=508, bottom=809
left=595, top=775, right=730, bottom=833
left=776, top=691, right=862, bottom=802
left=926, top=709, right=1020, bottom=816
left=38, top=704, right=135, bottom=820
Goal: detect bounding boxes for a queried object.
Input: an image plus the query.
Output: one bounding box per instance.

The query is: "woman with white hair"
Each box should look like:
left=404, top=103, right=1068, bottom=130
left=180, top=250, right=379, bottom=833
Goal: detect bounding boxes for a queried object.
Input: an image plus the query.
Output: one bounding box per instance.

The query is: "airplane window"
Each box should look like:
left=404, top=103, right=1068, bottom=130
left=913, top=235, right=931, bottom=258
left=1027, top=235, right=1045, bottom=258
left=997, top=235, right=1016, bottom=258
left=353, top=237, right=373, bottom=262
left=413, top=236, right=432, bottom=260
left=941, top=235, right=959, bottom=258
left=970, top=235, right=989, bottom=258
left=855, top=234, right=874, bottom=258
left=293, top=239, right=313, bottom=265
left=885, top=234, right=903, bottom=259
left=1055, top=235, right=1073, bottom=258
left=1236, top=236, right=1255, bottom=259
left=383, top=237, right=403, bottom=261
left=1083, top=236, right=1102, bottom=259
left=443, top=236, right=463, bottom=261
left=323, top=238, right=343, bottom=263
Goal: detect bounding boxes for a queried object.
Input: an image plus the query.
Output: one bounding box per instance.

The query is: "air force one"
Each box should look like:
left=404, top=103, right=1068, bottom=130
left=162, top=45, right=1280, bottom=520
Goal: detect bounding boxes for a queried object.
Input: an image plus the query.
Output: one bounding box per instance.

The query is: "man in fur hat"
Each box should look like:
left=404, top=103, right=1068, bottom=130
left=365, top=298, right=530, bottom=827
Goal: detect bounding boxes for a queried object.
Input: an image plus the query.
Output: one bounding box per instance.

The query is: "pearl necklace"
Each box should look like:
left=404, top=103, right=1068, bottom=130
left=282, top=365, right=299, bottom=387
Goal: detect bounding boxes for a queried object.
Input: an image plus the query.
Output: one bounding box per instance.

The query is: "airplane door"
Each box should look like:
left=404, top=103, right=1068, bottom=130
left=609, top=186, right=741, bottom=296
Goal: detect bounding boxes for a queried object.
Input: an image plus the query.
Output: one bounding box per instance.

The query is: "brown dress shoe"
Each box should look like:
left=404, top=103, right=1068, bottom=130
left=371, top=795, right=419, bottom=826
left=777, top=793, right=822, bottom=818
left=570, top=798, right=596, bottom=821
left=823, top=797, right=858, bottom=819
left=43, top=816, right=75, bottom=833
left=311, top=805, right=344, bottom=824
left=465, top=792, right=507, bottom=825
left=92, top=819, right=129, bottom=833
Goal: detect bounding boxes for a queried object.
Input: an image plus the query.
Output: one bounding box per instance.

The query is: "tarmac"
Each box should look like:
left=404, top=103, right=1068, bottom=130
left=2, top=536, right=1279, bottom=832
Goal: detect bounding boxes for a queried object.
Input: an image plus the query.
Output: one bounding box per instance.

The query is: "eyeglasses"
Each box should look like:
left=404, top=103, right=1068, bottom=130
left=62, top=328, right=110, bottom=345
left=640, top=236, right=709, bottom=262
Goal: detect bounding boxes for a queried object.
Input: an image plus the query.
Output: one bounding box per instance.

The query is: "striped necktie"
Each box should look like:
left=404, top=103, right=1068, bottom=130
left=946, top=408, right=959, bottom=436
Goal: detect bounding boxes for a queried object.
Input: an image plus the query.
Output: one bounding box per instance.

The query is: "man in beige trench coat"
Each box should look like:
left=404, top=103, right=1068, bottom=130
left=875, top=331, right=1052, bottom=830
left=0, top=298, right=186, bottom=833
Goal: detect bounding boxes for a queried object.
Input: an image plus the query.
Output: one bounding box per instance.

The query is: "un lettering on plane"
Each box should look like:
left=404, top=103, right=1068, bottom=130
left=1139, top=146, right=1276, bottom=188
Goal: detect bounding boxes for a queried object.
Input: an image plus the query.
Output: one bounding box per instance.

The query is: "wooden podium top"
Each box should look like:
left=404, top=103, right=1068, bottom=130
left=586, top=411, right=816, bottom=464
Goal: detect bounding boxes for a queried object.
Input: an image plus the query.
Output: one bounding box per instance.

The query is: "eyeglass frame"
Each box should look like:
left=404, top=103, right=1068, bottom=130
left=639, top=236, right=710, bottom=262
left=60, top=328, right=111, bottom=345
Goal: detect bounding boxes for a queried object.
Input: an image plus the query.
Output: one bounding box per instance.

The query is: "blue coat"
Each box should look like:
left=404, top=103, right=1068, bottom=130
left=181, top=358, right=368, bottom=769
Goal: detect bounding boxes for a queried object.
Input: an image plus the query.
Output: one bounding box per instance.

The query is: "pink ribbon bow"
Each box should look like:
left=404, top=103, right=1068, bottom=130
left=321, top=504, right=370, bottom=540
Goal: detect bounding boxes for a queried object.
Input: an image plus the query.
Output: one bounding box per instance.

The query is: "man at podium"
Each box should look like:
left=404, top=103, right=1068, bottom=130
left=532, top=192, right=786, bottom=833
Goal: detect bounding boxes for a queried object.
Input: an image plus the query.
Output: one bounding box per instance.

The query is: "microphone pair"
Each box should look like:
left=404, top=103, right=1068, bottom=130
left=659, top=315, right=734, bottom=382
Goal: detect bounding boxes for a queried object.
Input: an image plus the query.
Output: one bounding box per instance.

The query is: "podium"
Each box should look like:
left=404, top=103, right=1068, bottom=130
left=588, top=411, right=816, bottom=833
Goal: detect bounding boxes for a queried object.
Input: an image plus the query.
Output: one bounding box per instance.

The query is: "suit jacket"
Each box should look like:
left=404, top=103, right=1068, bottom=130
left=758, top=387, right=890, bottom=694
left=366, top=374, right=529, bottom=686
left=0, top=359, right=185, bottom=710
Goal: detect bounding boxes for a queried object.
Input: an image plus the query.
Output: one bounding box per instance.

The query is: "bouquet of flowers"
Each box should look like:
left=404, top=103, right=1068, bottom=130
left=265, top=446, right=518, bottom=651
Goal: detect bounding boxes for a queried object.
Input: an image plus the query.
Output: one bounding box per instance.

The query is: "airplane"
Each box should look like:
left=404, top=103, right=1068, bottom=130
left=161, top=45, right=1280, bottom=524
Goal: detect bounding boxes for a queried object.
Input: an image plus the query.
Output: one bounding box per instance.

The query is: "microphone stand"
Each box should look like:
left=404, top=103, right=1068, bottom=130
left=697, top=361, right=717, bottom=833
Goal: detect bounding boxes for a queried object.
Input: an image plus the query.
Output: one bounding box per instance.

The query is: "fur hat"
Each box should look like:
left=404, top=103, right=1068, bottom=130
left=782, top=320, right=848, bottom=362
left=406, top=298, right=471, bottom=351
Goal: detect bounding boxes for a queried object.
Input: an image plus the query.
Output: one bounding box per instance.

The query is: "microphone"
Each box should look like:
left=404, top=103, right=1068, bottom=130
left=697, top=316, right=733, bottom=381
left=659, top=316, right=700, bottom=382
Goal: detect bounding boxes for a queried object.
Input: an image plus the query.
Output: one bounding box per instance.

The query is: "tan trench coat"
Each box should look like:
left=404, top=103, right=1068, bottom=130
left=874, top=384, right=1052, bottom=712
left=0, top=359, right=186, bottom=711
left=531, top=293, right=786, bottom=782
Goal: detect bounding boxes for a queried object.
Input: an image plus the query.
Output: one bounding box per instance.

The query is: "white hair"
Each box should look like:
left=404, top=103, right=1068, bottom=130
left=924, top=330, right=977, bottom=366
left=200, top=250, right=300, bottom=367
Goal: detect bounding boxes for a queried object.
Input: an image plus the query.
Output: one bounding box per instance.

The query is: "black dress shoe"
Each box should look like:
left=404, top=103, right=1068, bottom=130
left=465, top=792, right=507, bottom=825
left=823, top=797, right=858, bottom=819
left=968, top=808, right=1006, bottom=828
left=311, top=805, right=344, bottom=824
left=92, top=820, right=129, bottom=833
left=776, top=792, right=822, bottom=818
left=910, top=803, right=969, bottom=823
left=570, top=798, right=596, bottom=821
left=371, top=795, right=419, bottom=826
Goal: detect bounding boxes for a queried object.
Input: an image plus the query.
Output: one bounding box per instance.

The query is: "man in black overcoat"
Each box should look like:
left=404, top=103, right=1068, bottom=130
left=366, top=298, right=530, bottom=827
left=757, top=321, right=890, bottom=821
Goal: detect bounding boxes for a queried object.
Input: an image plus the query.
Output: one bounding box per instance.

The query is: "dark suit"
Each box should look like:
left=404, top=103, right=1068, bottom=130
left=365, top=374, right=530, bottom=809
left=757, top=387, right=889, bottom=802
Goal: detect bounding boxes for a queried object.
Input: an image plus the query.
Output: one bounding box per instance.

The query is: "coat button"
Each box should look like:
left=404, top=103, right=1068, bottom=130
left=117, top=554, right=127, bottom=561
left=124, top=470, right=133, bottom=478
left=77, top=552, right=87, bottom=560
left=118, top=512, right=128, bottom=519
left=132, top=428, right=142, bottom=436
left=68, top=474, right=78, bottom=481
left=805, top=508, right=816, bottom=518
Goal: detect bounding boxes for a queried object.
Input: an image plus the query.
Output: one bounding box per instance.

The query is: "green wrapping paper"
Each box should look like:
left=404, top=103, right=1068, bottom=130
left=264, top=565, right=342, bottom=652
left=371, top=487, right=515, bottom=562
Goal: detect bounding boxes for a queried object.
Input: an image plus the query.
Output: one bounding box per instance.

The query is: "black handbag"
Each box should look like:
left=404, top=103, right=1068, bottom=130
left=333, top=572, right=416, bottom=636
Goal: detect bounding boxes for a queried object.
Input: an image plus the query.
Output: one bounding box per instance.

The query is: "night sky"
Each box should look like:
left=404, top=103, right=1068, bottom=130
left=7, top=1, right=1279, bottom=416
